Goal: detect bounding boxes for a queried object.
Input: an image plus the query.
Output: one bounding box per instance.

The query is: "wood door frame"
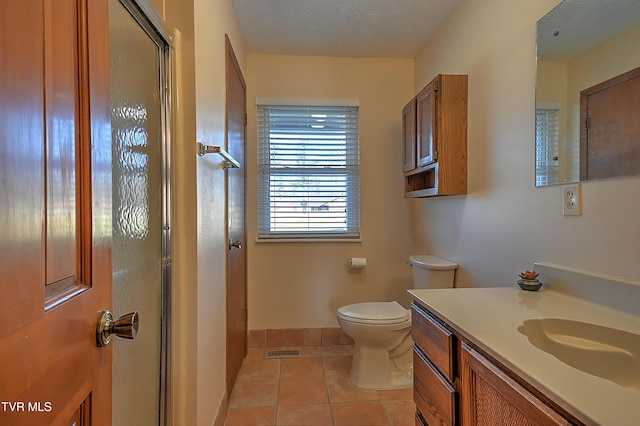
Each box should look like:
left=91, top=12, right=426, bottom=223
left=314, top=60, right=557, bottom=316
left=224, top=34, right=248, bottom=394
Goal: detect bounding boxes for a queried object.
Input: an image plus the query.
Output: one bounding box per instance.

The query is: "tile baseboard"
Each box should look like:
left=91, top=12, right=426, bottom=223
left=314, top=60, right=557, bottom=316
left=249, top=327, right=354, bottom=348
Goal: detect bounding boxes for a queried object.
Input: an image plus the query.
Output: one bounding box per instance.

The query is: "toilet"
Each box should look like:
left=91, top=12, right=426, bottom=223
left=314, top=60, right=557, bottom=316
left=337, top=255, right=458, bottom=389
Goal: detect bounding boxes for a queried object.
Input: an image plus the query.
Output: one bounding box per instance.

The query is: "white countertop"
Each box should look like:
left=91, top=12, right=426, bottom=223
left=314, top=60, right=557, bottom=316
left=408, top=286, right=640, bottom=426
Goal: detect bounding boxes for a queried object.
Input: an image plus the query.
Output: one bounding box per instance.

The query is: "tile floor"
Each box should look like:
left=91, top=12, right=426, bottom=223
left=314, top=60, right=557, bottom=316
left=225, top=345, right=416, bottom=426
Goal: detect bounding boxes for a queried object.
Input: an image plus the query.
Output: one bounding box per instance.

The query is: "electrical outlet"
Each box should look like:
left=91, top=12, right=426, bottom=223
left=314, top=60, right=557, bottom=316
left=563, top=183, right=581, bottom=216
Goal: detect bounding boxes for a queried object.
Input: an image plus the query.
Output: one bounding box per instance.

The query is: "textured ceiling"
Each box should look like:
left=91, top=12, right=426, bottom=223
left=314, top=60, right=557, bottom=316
left=231, top=0, right=459, bottom=58
left=537, top=0, right=640, bottom=60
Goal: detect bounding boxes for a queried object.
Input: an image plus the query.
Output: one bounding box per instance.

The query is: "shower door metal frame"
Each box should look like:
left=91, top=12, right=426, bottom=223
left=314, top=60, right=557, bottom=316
left=112, top=1, right=174, bottom=424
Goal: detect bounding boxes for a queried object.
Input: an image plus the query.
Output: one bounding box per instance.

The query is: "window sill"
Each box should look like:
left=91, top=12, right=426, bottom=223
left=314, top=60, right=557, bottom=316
left=256, top=238, right=362, bottom=243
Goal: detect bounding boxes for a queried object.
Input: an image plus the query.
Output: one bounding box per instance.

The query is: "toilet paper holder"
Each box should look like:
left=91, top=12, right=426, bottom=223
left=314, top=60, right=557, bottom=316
left=349, top=257, right=367, bottom=270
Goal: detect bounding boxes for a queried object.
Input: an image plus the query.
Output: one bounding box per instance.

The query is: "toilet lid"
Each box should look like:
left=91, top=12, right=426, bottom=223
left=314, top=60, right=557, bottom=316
left=337, top=301, right=410, bottom=323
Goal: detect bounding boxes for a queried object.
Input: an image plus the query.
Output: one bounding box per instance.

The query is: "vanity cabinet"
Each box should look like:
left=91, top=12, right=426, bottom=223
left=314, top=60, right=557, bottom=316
left=402, top=74, right=468, bottom=198
left=411, top=302, right=579, bottom=426
left=412, top=303, right=456, bottom=425
left=459, top=342, right=570, bottom=426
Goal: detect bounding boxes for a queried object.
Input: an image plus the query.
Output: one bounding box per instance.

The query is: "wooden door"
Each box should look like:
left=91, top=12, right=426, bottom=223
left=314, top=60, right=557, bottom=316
left=0, top=0, right=113, bottom=424
left=416, top=79, right=437, bottom=167
left=580, top=66, right=640, bottom=181
left=225, top=35, right=248, bottom=393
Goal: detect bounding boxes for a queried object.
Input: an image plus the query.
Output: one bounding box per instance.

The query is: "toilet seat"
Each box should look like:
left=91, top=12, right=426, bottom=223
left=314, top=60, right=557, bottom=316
left=337, top=301, right=410, bottom=324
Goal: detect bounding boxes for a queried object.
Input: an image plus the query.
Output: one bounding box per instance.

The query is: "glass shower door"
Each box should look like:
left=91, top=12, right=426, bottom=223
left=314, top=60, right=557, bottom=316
left=109, top=0, right=169, bottom=424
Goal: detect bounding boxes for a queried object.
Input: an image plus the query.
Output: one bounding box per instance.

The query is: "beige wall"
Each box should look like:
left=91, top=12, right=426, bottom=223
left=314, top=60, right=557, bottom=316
left=192, top=1, right=245, bottom=425
left=139, top=0, right=640, bottom=424
left=246, top=55, right=415, bottom=329
left=152, top=0, right=245, bottom=424
left=412, top=0, right=640, bottom=286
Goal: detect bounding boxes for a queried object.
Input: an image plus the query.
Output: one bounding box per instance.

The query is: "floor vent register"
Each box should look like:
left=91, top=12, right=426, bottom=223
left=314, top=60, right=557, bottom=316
left=265, top=350, right=300, bottom=359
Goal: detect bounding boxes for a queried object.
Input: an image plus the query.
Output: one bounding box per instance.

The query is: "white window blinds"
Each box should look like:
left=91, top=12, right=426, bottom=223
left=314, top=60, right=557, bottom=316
left=535, top=108, right=560, bottom=186
left=257, top=103, right=360, bottom=240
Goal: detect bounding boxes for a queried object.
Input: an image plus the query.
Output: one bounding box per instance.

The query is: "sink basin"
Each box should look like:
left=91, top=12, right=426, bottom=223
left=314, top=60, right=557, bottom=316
left=518, top=318, right=640, bottom=391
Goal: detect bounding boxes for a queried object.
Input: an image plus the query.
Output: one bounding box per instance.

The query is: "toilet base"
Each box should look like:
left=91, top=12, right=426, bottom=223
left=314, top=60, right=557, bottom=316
left=348, top=339, right=413, bottom=390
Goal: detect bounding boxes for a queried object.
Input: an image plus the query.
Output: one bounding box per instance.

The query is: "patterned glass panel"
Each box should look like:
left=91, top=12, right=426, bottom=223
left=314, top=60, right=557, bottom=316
left=109, top=1, right=162, bottom=424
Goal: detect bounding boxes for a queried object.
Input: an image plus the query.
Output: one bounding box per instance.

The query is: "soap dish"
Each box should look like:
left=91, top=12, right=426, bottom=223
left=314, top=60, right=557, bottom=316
left=517, top=279, right=542, bottom=291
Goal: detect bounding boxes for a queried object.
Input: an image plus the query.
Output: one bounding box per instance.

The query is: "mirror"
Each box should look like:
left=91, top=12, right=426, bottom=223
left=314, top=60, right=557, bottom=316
left=535, top=0, right=640, bottom=186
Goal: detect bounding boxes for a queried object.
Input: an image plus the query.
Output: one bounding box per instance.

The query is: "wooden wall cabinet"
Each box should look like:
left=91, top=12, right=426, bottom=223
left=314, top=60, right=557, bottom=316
left=402, top=74, right=468, bottom=198
left=411, top=302, right=579, bottom=426
left=402, top=98, right=417, bottom=173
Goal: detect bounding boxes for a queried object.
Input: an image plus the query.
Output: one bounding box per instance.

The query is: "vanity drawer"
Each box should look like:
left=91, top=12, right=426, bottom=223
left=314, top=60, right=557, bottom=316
left=413, top=347, right=456, bottom=426
left=411, top=302, right=455, bottom=382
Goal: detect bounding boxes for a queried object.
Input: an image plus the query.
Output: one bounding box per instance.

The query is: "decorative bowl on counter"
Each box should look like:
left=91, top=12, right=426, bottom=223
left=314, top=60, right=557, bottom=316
left=517, top=270, right=541, bottom=291
left=517, top=279, right=542, bottom=291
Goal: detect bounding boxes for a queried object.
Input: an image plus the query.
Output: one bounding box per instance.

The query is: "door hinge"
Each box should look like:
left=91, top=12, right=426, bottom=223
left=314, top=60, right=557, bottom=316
left=243, top=308, right=248, bottom=322
left=584, top=115, right=590, bottom=131
left=433, top=80, right=439, bottom=92
left=243, top=113, right=247, bottom=126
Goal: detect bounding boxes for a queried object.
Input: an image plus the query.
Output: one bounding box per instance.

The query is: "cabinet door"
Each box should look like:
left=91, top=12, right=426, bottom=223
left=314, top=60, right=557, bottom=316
left=402, top=97, right=417, bottom=172
left=459, top=343, right=570, bottom=426
left=416, top=79, right=437, bottom=167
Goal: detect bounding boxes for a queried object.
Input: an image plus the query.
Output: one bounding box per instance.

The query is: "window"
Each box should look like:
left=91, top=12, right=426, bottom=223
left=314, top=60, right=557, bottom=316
left=535, top=108, right=559, bottom=186
left=257, top=101, right=360, bottom=240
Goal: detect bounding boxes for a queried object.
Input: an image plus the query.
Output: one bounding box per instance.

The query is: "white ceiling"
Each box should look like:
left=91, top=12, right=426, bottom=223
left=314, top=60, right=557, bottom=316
left=231, top=0, right=460, bottom=58
left=537, top=0, right=640, bottom=61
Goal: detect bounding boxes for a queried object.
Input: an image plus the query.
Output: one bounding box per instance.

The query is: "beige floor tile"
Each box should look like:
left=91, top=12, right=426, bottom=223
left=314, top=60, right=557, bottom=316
left=276, top=403, right=333, bottom=425
left=322, top=355, right=352, bottom=376
left=238, top=358, right=280, bottom=380
left=228, top=345, right=415, bottom=425
left=229, top=377, right=279, bottom=407
left=382, top=400, right=416, bottom=425
left=296, top=345, right=326, bottom=356
left=326, top=375, right=379, bottom=402
left=316, top=344, right=354, bottom=356
left=331, top=401, right=390, bottom=426
left=280, top=356, right=324, bottom=377
left=378, top=387, right=413, bottom=401
left=278, top=375, right=329, bottom=405
left=246, top=347, right=268, bottom=358
left=225, top=406, right=276, bottom=426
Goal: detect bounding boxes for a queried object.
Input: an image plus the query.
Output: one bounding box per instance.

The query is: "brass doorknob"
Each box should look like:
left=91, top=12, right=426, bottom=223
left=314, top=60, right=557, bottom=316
left=96, top=310, right=139, bottom=347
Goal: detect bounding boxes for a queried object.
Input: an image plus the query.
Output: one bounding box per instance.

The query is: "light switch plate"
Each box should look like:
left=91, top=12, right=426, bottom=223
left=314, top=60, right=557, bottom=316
left=563, top=183, right=581, bottom=216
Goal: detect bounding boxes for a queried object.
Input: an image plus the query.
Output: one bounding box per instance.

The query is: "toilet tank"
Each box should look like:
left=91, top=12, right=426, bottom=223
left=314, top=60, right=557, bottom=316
left=409, top=255, right=458, bottom=289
